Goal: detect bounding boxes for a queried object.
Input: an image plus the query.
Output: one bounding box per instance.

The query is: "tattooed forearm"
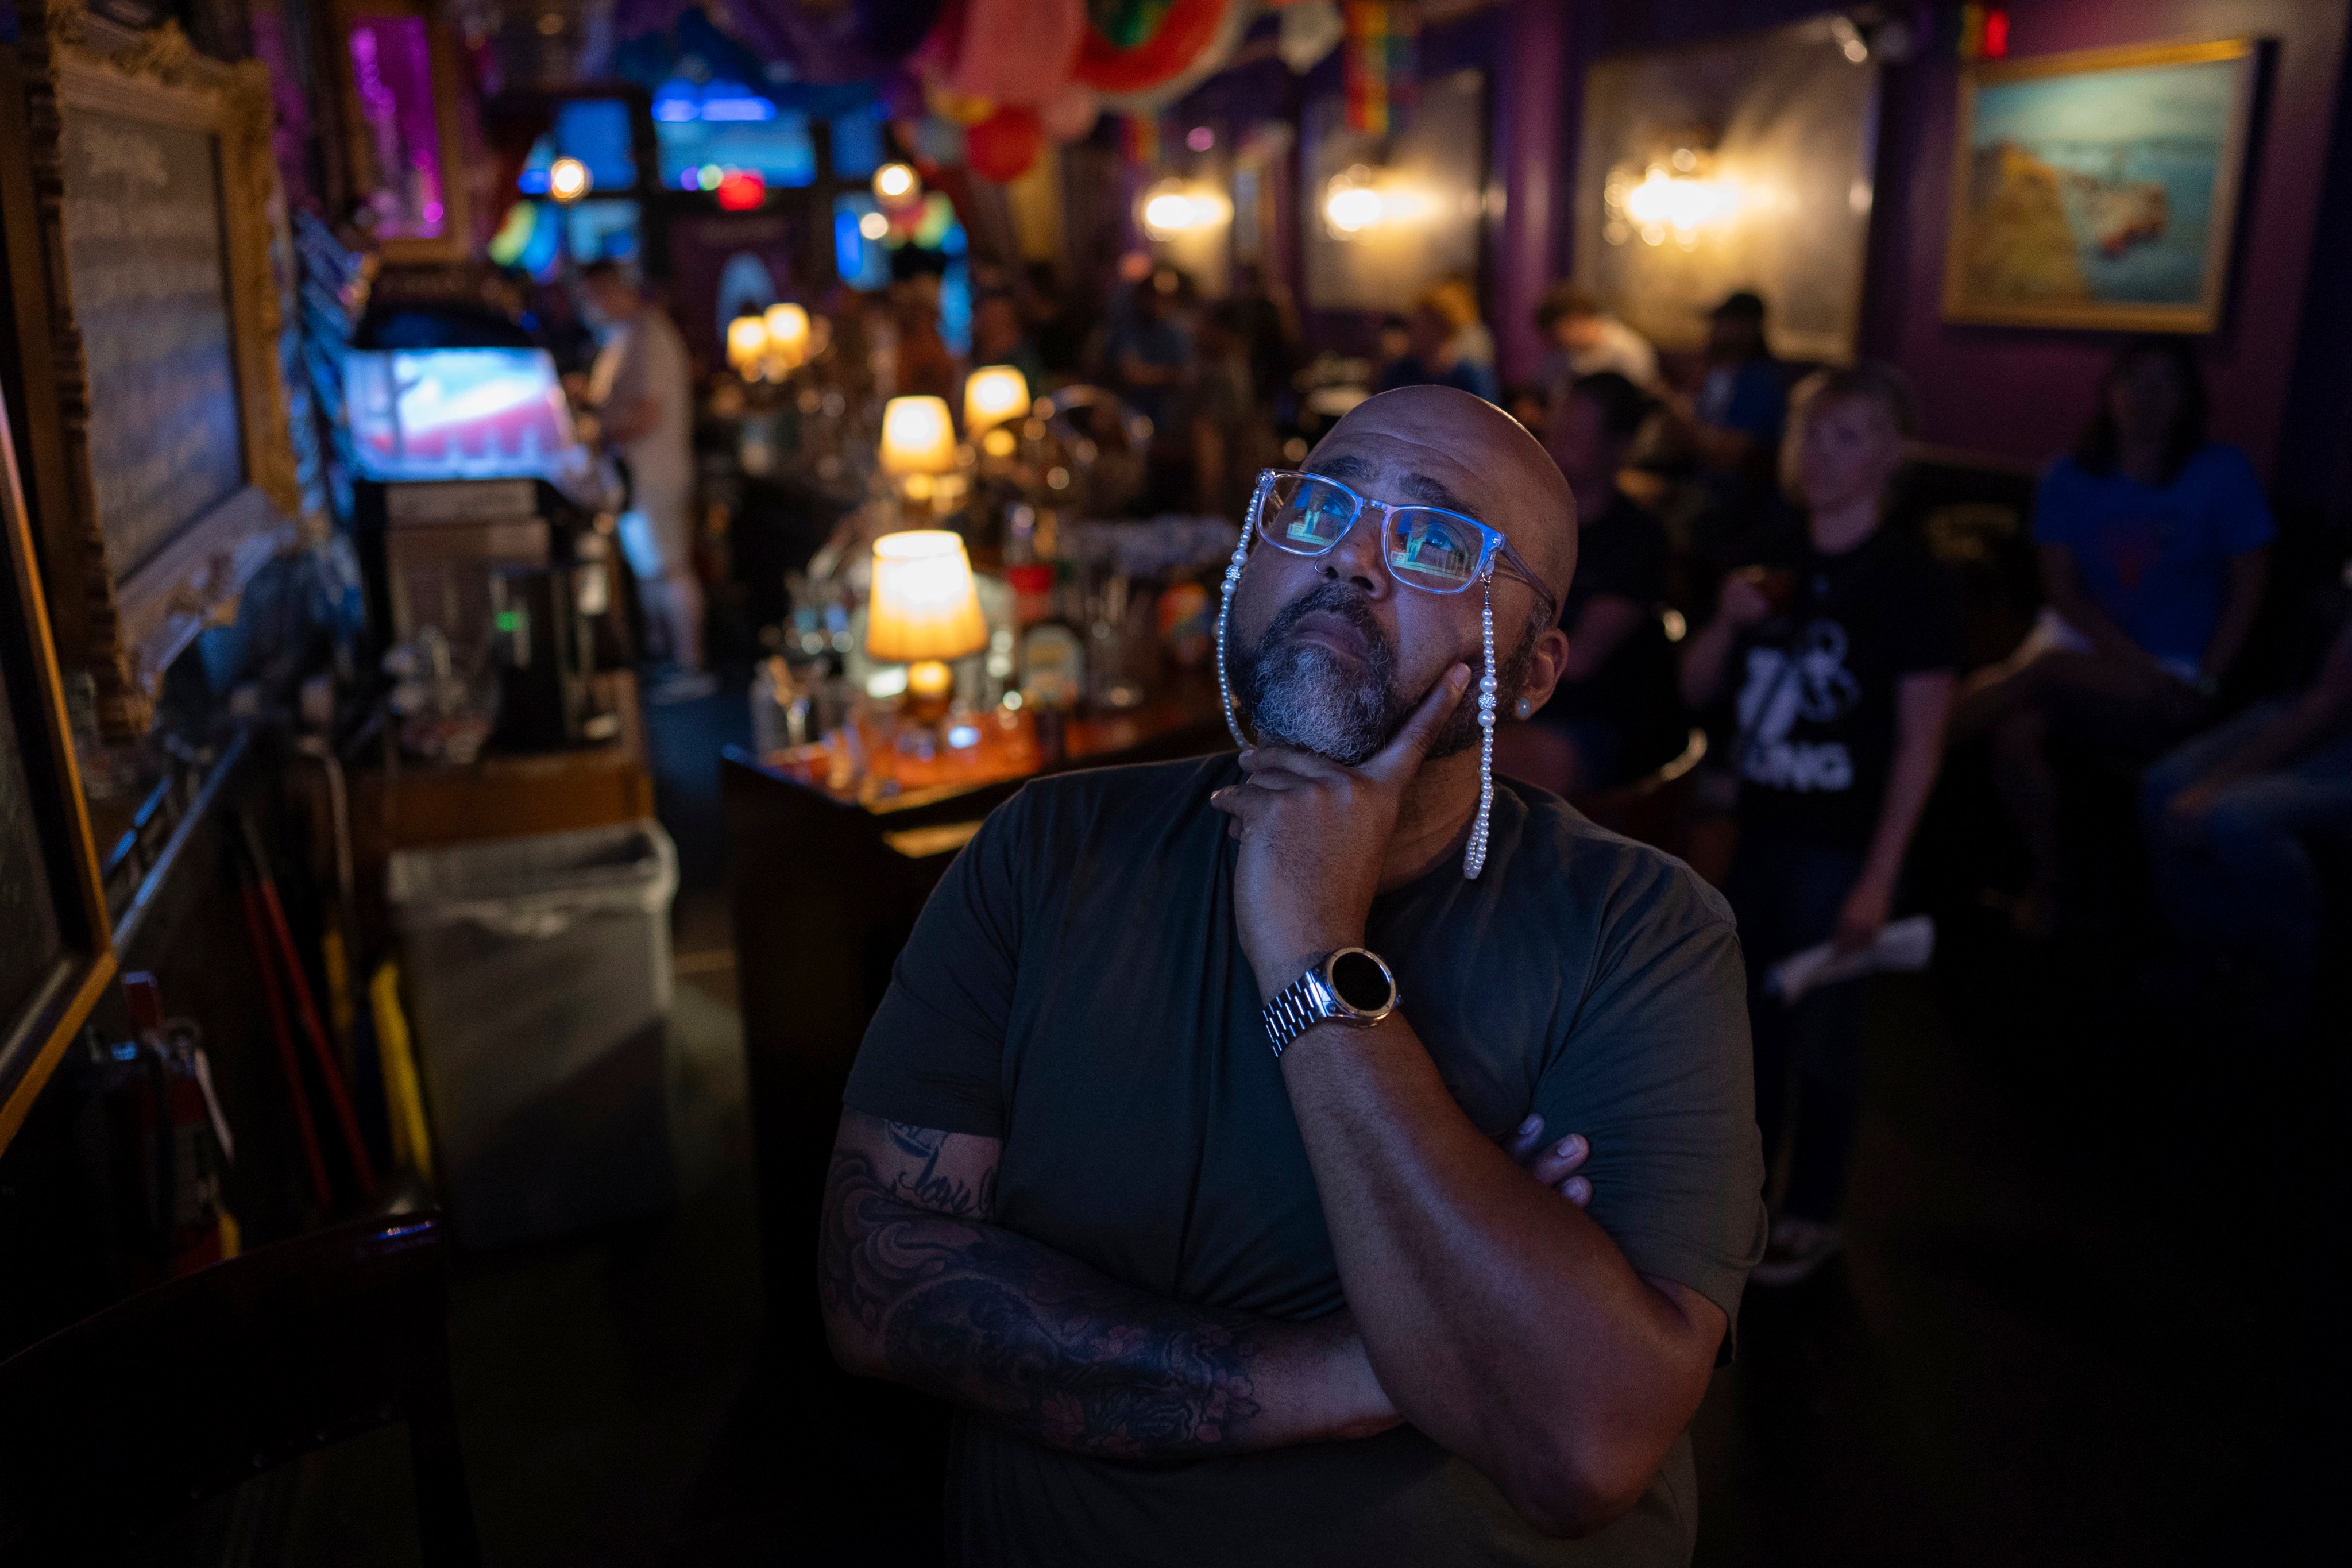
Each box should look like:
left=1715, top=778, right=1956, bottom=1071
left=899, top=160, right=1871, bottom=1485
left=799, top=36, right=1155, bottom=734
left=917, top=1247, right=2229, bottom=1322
left=820, top=1128, right=1269, bottom=1459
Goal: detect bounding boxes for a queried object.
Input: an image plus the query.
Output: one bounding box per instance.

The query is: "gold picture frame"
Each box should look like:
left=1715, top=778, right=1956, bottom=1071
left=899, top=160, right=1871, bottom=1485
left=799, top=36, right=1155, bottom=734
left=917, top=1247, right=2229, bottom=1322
left=332, top=0, right=474, bottom=265
left=0, top=383, right=115, bottom=1156
left=1942, top=36, right=2258, bottom=333
left=5, top=0, right=300, bottom=739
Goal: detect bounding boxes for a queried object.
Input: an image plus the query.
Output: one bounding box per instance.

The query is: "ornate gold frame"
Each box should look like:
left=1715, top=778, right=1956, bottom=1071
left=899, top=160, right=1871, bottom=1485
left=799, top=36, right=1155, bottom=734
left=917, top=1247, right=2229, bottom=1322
left=0, top=383, right=115, bottom=1156
left=1942, top=36, right=2259, bottom=333
left=332, top=0, right=474, bottom=265
left=7, top=1, right=299, bottom=738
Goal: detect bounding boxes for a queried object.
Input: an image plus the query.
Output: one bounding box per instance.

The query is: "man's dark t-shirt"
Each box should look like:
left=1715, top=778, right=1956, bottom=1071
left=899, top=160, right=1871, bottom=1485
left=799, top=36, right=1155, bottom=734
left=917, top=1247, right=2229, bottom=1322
left=1539, top=493, right=1685, bottom=778
left=1727, top=525, right=1962, bottom=851
left=844, top=756, right=1767, bottom=1566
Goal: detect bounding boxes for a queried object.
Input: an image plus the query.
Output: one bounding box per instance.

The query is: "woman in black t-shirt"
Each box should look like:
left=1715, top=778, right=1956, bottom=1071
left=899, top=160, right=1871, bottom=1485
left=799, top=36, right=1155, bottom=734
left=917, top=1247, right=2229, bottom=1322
left=1679, top=364, right=1960, bottom=1287
left=1494, top=372, right=1683, bottom=795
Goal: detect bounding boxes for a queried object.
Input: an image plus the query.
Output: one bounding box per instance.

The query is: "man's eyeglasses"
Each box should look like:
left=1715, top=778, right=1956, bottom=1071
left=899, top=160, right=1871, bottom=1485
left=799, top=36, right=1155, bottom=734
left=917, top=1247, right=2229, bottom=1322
left=1248, top=469, right=1555, bottom=619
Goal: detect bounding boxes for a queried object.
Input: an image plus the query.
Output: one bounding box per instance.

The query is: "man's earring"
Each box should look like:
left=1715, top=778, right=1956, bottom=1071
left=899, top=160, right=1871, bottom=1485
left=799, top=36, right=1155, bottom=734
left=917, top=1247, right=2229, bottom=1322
left=1513, top=696, right=1534, bottom=720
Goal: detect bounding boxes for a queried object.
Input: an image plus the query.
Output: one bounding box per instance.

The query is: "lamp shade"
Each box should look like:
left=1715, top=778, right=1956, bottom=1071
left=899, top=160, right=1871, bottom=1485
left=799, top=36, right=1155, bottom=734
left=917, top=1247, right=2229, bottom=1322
left=879, top=395, right=957, bottom=475
left=964, top=365, right=1030, bottom=434
left=726, top=315, right=769, bottom=374
left=867, top=530, right=990, bottom=664
left=763, top=302, right=811, bottom=369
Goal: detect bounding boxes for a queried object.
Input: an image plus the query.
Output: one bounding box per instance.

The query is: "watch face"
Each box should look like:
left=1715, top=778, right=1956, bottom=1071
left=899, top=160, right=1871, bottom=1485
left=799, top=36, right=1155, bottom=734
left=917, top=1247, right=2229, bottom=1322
left=1327, top=949, right=1394, bottom=1013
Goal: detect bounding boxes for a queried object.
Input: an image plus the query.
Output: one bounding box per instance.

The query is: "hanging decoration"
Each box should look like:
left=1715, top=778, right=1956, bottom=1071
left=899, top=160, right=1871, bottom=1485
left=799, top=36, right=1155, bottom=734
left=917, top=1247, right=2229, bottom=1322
left=1121, top=111, right=1163, bottom=169
left=1342, top=1, right=1418, bottom=135
left=940, top=0, right=1088, bottom=107
left=1091, top=0, right=1254, bottom=117
left=966, top=104, right=1044, bottom=181
left=1275, top=0, right=1343, bottom=74
left=1073, top=0, right=1231, bottom=95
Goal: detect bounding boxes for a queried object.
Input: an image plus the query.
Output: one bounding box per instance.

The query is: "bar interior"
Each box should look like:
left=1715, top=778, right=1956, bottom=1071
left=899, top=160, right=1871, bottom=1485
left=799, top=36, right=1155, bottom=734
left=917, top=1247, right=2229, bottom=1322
left=2, top=0, right=2349, bottom=1561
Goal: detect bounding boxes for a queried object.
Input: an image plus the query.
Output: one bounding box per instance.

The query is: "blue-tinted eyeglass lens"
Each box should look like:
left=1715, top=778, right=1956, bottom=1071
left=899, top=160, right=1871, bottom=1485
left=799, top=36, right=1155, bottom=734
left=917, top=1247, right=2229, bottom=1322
left=1266, top=476, right=1357, bottom=551
left=1387, top=510, right=1482, bottom=588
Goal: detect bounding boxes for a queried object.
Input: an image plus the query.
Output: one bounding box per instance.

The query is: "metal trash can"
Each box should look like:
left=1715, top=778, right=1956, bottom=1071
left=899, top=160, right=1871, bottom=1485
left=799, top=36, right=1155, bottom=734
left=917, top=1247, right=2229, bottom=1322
left=388, top=821, right=679, bottom=1250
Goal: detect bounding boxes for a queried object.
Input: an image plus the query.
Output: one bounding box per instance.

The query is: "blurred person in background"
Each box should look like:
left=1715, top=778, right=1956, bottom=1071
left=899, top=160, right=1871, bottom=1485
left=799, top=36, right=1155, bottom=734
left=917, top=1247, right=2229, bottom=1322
left=1535, top=282, right=1659, bottom=397
left=1184, top=300, right=1262, bottom=520
left=1496, top=372, right=1681, bottom=795
left=1679, top=364, right=1958, bottom=1285
left=968, top=289, right=1045, bottom=389
left=1377, top=281, right=1499, bottom=404
left=891, top=271, right=957, bottom=403
left=2141, top=606, right=2352, bottom=1030
left=578, top=261, right=709, bottom=701
left=1501, top=381, right=1551, bottom=441
left=1659, top=291, right=1787, bottom=505
left=1230, top=260, right=1306, bottom=421
left=1109, top=263, right=1195, bottom=436
left=1023, top=260, right=1088, bottom=381
left=1951, top=336, right=2272, bottom=939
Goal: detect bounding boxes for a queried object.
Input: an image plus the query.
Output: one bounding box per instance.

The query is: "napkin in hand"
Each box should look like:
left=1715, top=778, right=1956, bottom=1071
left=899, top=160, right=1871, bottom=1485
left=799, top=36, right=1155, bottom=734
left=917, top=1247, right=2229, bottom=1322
left=1764, top=914, right=1935, bottom=1005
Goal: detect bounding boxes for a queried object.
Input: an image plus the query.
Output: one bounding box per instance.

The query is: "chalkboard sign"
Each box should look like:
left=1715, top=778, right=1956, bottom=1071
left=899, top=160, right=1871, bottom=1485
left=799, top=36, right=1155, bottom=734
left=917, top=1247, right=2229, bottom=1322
left=58, top=107, right=246, bottom=579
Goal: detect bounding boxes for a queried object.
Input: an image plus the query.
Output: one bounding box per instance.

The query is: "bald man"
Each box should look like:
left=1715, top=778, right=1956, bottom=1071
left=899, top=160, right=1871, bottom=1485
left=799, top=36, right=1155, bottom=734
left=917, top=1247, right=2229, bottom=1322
left=821, top=388, right=1764, bottom=1565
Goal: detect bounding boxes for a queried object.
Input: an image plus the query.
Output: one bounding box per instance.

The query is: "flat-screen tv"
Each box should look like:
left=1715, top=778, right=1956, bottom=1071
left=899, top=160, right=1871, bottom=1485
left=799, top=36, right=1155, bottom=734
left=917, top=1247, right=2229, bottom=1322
left=345, top=347, right=588, bottom=483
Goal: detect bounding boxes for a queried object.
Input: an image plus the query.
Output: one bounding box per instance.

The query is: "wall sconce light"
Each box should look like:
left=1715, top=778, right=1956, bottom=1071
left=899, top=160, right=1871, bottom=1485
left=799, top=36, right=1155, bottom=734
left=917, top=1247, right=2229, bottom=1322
left=1140, top=178, right=1233, bottom=240
left=1321, top=165, right=1428, bottom=240
left=1604, top=150, right=1739, bottom=249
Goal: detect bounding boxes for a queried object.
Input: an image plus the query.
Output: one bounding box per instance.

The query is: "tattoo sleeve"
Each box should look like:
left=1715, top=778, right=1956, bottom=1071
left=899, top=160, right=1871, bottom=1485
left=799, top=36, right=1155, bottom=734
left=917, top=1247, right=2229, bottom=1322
left=819, top=1111, right=1278, bottom=1459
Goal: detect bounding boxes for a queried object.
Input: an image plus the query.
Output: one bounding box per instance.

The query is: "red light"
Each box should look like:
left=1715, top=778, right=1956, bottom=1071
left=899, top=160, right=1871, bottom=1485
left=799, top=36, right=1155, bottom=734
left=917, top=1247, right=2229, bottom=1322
left=715, top=170, right=766, bottom=211
left=1983, top=9, right=2009, bottom=58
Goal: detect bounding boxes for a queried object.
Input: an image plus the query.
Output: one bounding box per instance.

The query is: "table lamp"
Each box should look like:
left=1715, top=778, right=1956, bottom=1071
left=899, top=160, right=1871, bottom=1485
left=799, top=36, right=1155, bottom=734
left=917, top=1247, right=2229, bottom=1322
left=726, top=315, right=769, bottom=379
left=763, top=302, right=810, bottom=374
left=867, top=529, right=989, bottom=732
left=964, top=365, right=1030, bottom=436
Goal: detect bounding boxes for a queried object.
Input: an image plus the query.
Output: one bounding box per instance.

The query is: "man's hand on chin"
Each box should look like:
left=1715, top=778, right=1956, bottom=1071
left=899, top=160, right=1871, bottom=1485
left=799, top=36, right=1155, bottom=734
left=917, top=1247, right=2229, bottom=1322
left=1210, top=665, right=1472, bottom=998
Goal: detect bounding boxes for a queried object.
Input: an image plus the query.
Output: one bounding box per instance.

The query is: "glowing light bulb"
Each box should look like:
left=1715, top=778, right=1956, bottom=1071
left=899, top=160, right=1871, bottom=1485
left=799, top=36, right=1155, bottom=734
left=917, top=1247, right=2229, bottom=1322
left=858, top=209, right=889, bottom=240
left=874, top=161, right=918, bottom=207
left=547, top=156, right=590, bottom=202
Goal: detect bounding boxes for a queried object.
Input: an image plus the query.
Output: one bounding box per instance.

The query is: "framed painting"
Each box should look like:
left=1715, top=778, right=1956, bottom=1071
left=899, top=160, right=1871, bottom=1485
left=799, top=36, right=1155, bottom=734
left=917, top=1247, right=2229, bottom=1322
left=1943, top=36, right=2258, bottom=332
left=333, top=0, right=473, bottom=264
left=3, top=1, right=300, bottom=739
left=0, top=384, right=115, bottom=1155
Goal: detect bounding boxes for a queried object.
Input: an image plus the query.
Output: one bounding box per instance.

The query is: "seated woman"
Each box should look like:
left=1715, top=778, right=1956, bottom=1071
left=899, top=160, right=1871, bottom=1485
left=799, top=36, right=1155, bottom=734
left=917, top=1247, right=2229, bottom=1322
left=1952, top=336, right=2273, bottom=939
left=1679, top=363, right=1959, bottom=1285
left=2141, top=608, right=2352, bottom=1029
left=1493, top=372, right=1681, bottom=795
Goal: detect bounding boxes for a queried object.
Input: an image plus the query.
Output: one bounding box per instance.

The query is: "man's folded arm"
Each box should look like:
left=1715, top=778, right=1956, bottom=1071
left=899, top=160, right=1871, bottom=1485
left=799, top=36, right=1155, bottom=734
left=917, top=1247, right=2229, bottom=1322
left=818, top=1108, right=1395, bottom=1460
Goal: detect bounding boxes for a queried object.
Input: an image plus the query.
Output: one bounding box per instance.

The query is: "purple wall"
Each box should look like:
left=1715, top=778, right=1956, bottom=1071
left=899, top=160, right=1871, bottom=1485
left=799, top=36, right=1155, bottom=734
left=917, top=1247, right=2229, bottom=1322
left=1494, top=0, right=2352, bottom=492
left=1868, top=0, right=2352, bottom=484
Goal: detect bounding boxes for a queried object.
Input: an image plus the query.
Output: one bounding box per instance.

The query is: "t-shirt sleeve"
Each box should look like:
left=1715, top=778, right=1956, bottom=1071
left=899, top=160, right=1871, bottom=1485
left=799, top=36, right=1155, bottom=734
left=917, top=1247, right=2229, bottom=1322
left=1533, top=853, right=1766, bottom=1355
left=840, top=790, right=1036, bottom=1138
left=2202, top=445, right=2277, bottom=556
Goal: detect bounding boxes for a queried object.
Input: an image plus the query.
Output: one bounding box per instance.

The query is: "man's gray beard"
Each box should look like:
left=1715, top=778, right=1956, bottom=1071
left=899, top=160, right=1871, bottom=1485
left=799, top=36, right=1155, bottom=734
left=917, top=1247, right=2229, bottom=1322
left=1233, top=581, right=1528, bottom=764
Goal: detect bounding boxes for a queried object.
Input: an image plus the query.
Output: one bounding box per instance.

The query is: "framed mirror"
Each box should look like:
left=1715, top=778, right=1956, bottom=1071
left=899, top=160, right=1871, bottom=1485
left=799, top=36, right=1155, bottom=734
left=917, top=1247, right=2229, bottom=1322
left=2, top=1, right=300, bottom=739
left=335, top=0, right=474, bottom=264
left=0, top=383, right=115, bottom=1154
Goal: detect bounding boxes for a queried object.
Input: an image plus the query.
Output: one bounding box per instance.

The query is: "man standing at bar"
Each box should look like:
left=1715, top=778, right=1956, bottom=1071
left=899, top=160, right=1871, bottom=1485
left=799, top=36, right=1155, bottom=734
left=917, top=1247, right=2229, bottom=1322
left=820, top=387, right=1764, bottom=1563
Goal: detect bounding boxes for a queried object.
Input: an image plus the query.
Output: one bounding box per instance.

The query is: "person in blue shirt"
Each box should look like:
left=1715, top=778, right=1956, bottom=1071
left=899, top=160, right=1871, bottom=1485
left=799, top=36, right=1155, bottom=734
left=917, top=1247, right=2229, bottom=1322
left=1375, top=281, right=1500, bottom=404
left=1951, top=336, right=2273, bottom=939
left=1660, top=290, right=1787, bottom=504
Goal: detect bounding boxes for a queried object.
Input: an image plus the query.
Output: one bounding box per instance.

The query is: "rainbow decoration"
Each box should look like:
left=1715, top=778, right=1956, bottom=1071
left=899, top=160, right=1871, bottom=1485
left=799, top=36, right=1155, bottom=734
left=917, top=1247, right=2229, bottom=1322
left=1343, top=2, right=1418, bottom=136
left=1121, top=111, right=1162, bottom=169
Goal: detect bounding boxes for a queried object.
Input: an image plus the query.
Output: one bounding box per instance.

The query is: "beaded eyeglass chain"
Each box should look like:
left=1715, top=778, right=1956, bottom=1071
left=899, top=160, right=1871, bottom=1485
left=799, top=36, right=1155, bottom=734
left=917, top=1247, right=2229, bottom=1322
left=1216, top=473, right=1498, bottom=880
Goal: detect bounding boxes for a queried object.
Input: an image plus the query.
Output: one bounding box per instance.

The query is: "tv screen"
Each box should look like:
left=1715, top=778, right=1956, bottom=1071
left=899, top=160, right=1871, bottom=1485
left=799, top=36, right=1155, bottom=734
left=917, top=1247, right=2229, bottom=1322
left=345, top=347, right=588, bottom=483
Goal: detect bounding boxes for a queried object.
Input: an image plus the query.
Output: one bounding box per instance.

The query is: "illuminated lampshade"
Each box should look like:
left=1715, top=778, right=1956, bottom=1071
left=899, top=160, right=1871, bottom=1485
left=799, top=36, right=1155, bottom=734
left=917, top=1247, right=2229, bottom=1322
left=879, top=395, right=957, bottom=476
left=548, top=156, right=591, bottom=203
left=763, top=302, right=811, bottom=370
left=726, top=315, right=768, bottom=376
left=963, top=366, right=1030, bottom=435
left=866, top=530, right=989, bottom=666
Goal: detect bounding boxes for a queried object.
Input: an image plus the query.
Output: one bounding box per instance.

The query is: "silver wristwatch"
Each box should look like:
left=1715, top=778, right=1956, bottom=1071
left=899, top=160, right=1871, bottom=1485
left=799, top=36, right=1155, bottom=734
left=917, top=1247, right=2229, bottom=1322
left=1262, top=948, right=1400, bottom=1057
